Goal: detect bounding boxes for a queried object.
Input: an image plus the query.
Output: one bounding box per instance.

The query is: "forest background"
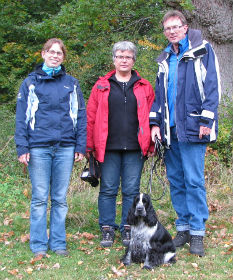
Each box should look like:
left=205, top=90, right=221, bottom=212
left=0, top=0, right=232, bottom=279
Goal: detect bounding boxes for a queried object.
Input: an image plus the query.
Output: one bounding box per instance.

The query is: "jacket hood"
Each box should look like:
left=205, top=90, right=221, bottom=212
left=157, top=29, right=204, bottom=63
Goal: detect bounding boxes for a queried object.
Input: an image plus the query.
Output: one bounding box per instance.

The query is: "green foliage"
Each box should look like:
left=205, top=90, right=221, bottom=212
left=210, top=96, right=233, bottom=165
left=0, top=0, right=194, bottom=102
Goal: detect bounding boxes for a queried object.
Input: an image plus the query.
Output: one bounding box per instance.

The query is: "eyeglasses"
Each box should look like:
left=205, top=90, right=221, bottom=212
left=164, top=25, right=183, bottom=33
left=46, top=50, right=63, bottom=57
left=115, top=55, right=134, bottom=61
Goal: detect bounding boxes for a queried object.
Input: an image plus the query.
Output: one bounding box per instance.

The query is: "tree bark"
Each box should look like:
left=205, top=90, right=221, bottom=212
left=185, top=0, right=233, bottom=97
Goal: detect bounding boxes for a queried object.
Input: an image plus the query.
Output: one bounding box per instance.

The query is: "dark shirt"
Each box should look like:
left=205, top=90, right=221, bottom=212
left=106, top=71, right=141, bottom=151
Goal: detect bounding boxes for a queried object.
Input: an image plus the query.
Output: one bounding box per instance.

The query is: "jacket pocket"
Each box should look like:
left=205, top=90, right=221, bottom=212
left=185, top=104, right=201, bottom=136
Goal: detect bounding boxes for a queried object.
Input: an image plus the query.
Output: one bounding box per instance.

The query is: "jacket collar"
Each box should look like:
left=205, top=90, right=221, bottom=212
left=157, top=29, right=205, bottom=63
left=97, top=69, right=147, bottom=87
left=34, top=63, right=66, bottom=78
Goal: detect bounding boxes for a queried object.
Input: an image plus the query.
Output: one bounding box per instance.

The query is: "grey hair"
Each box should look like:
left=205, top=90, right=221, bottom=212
left=112, top=41, right=137, bottom=61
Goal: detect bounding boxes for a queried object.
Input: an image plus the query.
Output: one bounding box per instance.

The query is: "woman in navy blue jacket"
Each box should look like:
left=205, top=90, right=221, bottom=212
left=15, top=38, right=87, bottom=257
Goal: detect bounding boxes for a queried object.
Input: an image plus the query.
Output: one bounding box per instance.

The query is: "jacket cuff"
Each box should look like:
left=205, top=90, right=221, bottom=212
left=199, top=117, right=214, bottom=128
left=17, top=146, right=29, bottom=157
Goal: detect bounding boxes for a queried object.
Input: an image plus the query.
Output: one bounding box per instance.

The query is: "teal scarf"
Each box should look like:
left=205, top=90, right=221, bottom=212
left=42, top=63, right=61, bottom=76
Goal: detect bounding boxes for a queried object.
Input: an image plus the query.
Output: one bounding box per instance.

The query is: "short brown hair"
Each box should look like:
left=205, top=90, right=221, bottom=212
left=42, top=38, right=67, bottom=58
left=162, top=10, right=187, bottom=26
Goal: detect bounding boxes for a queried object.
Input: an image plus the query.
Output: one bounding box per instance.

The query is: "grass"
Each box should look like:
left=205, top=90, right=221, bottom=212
left=0, top=104, right=233, bottom=279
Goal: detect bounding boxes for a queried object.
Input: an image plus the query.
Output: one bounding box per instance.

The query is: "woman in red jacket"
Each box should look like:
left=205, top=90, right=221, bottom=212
left=86, top=41, right=154, bottom=247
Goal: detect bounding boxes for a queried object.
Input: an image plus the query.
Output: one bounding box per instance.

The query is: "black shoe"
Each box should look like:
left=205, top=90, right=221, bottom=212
left=173, top=230, right=190, bottom=247
left=190, top=235, right=205, bottom=256
left=100, top=226, right=115, bottom=247
left=121, top=225, right=131, bottom=247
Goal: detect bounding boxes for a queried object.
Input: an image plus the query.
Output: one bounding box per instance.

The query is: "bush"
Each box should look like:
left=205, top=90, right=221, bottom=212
left=210, top=95, right=233, bottom=165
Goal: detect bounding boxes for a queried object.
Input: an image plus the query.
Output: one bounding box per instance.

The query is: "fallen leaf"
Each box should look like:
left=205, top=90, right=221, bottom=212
left=111, top=265, right=127, bottom=277
left=8, top=269, right=19, bottom=275
left=25, top=267, right=33, bottom=274
left=21, top=233, right=30, bottom=243
left=18, top=261, right=26, bottom=265
left=80, top=232, right=96, bottom=240
left=30, top=254, right=44, bottom=264
left=78, top=261, right=83, bottom=265
left=191, top=263, right=198, bottom=269
left=80, top=240, right=88, bottom=244
left=21, top=211, right=30, bottom=219
left=157, top=209, right=169, bottom=217
left=23, top=188, right=30, bottom=198
left=52, top=263, right=60, bottom=269
left=4, top=218, right=13, bottom=226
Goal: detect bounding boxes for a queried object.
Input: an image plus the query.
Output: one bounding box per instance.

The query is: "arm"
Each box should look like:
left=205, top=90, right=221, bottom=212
left=149, top=75, right=162, bottom=129
left=199, top=43, right=221, bottom=131
left=149, top=74, right=162, bottom=142
left=75, top=81, right=87, bottom=157
left=15, top=79, right=30, bottom=159
left=86, top=83, right=99, bottom=153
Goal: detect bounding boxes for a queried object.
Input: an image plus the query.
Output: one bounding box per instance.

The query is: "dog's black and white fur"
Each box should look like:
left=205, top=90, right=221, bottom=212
left=121, top=193, right=176, bottom=269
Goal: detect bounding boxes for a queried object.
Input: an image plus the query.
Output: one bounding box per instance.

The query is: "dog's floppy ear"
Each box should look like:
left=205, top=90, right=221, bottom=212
left=127, top=205, right=136, bottom=225
left=127, top=195, right=139, bottom=225
left=144, top=195, right=158, bottom=226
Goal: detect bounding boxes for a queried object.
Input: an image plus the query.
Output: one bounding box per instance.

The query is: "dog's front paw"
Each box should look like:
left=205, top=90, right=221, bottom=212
left=122, top=260, right=131, bottom=266
left=120, top=257, right=131, bottom=266
left=143, top=265, right=152, bottom=270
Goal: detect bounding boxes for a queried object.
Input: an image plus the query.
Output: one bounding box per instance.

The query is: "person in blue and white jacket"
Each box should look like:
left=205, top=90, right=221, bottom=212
left=150, top=10, right=221, bottom=257
left=15, top=38, right=87, bottom=257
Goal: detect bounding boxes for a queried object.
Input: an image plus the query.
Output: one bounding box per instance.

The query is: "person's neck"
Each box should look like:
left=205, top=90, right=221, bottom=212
left=172, top=43, right=179, bottom=54
left=115, top=71, right=132, bottom=82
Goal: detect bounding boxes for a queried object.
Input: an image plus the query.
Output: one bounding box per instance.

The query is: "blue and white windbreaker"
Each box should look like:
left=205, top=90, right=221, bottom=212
left=149, top=29, right=221, bottom=147
left=15, top=64, right=87, bottom=157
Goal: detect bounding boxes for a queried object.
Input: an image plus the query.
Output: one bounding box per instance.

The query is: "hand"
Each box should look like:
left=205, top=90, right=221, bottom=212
left=151, top=126, right=161, bottom=142
left=18, top=153, right=30, bottom=166
left=75, top=153, right=84, bottom=162
left=86, top=151, right=96, bottom=159
left=199, top=125, right=211, bottom=139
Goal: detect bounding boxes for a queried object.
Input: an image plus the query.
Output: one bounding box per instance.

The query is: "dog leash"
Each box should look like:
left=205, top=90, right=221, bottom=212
left=147, top=136, right=167, bottom=201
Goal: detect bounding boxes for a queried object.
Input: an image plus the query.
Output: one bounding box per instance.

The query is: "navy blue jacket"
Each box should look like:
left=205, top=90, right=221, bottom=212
left=149, top=29, right=221, bottom=147
left=15, top=64, right=87, bottom=157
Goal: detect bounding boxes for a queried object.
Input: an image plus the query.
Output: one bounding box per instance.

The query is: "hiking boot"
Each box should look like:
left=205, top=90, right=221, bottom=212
left=190, top=235, right=205, bottom=256
left=34, top=251, right=47, bottom=258
left=100, top=226, right=115, bottom=247
left=54, top=249, right=69, bottom=257
left=121, top=225, right=131, bottom=247
left=173, top=230, right=190, bottom=247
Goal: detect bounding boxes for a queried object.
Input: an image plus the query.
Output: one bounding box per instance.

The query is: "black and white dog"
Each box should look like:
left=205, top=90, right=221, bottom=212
left=121, top=193, right=176, bottom=269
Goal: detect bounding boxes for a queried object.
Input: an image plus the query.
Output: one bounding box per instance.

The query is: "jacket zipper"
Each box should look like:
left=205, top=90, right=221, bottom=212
left=123, top=82, right=127, bottom=150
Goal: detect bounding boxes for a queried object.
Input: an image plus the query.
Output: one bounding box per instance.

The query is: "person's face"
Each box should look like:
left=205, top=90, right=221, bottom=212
left=42, top=43, right=64, bottom=68
left=113, top=50, right=135, bottom=74
left=163, top=16, right=188, bottom=45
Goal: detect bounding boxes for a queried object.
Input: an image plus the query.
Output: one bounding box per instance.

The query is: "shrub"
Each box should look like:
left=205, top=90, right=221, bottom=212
left=210, top=95, right=233, bottom=165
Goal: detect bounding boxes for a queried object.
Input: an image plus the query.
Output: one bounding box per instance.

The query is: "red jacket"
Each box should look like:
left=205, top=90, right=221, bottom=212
left=86, top=70, right=155, bottom=162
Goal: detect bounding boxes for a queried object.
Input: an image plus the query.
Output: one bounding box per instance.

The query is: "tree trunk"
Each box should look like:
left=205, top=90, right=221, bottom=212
left=185, top=0, right=233, bottom=97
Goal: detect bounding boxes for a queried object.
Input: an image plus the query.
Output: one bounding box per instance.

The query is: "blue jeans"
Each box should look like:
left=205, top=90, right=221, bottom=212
left=28, top=145, right=75, bottom=253
left=98, top=151, right=145, bottom=232
left=165, top=127, right=208, bottom=236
